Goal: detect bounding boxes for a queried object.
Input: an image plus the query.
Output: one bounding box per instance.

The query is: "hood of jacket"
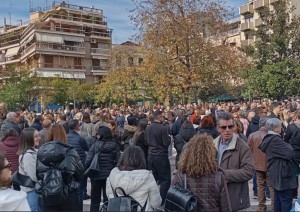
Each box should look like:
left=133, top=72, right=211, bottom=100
left=2, top=135, right=19, bottom=147
left=98, top=137, right=120, bottom=154
left=251, top=115, right=260, bottom=124
left=258, top=133, right=278, bottom=153
left=108, top=167, right=152, bottom=195
left=124, top=124, right=137, bottom=133
left=179, top=125, right=196, bottom=141
left=37, top=141, right=72, bottom=166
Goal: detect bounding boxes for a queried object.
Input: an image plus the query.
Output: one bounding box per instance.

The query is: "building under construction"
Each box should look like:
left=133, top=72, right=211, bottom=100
left=0, top=1, right=112, bottom=82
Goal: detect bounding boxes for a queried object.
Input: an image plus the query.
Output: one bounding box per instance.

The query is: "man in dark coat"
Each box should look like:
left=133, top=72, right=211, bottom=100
left=259, top=118, right=297, bottom=212
left=145, top=110, right=171, bottom=206
left=67, top=119, right=89, bottom=211
left=171, top=109, right=184, bottom=136
left=0, top=112, right=21, bottom=137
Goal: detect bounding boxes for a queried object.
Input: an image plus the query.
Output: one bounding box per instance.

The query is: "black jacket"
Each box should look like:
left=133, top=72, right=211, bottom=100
left=134, top=131, right=148, bottom=161
left=246, top=115, right=260, bottom=138
left=197, top=126, right=219, bottom=139
left=36, top=141, right=84, bottom=192
left=67, top=131, right=89, bottom=165
left=174, top=125, right=196, bottom=154
left=171, top=118, right=183, bottom=136
left=31, top=121, right=43, bottom=131
left=85, top=137, right=120, bottom=180
left=145, top=122, right=171, bottom=156
left=259, top=133, right=297, bottom=191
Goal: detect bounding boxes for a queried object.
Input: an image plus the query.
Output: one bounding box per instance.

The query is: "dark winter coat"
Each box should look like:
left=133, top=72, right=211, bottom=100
left=174, top=125, right=196, bottom=154
left=259, top=133, right=298, bottom=191
left=0, top=119, right=21, bottom=136
left=30, top=121, right=43, bottom=132
left=134, top=131, right=148, bottom=162
left=0, top=135, right=20, bottom=173
left=145, top=122, right=171, bottom=156
left=197, top=126, right=219, bottom=139
left=36, top=141, right=84, bottom=193
left=284, top=122, right=300, bottom=162
left=246, top=115, right=260, bottom=138
left=171, top=117, right=183, bottom=136
left=172, top=170, right=232, bottom=212
left=85, top=137, right=120, bottom=180
left=67, top=130, right=89, bottom=165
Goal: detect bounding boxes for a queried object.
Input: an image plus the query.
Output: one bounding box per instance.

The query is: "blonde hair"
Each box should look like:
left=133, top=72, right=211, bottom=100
left=179, top=134, right=217, bottom=177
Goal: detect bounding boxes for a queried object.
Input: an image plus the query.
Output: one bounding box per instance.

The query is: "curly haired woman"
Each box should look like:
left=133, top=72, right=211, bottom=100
left=172, top=134, right=232, bottom=212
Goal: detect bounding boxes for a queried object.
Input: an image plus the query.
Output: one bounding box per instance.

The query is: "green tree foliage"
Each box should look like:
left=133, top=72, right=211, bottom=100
left=243, top=1, right=300, bottom=99
left=0, top=66, right=40, bottom=111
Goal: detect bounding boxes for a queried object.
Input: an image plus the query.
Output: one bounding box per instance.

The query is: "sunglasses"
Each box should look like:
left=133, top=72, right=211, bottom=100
left=2, top=162, right=12, bottom=170
left=219, top=125, right=234, bottom=130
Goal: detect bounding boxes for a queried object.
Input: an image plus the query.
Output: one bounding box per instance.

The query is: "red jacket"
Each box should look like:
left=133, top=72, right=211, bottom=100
left=0, top=135, right=20, bottom=173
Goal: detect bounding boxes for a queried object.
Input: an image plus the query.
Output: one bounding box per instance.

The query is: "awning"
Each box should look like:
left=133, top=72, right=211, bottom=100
left=5, top=46, right=20, bottom=57
left=36, top=33, right=64, bottom=44
left=63, top=35, right=84, bottom=43
left=36, top=70, right=86, bottom=79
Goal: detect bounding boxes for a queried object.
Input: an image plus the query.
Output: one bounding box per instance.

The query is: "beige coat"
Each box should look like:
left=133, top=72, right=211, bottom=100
left=214, top=133, right=254, bottom=212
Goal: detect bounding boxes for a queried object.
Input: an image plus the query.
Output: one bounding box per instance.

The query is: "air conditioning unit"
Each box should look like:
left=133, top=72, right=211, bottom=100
left=91, top=39, right=96, bottom=43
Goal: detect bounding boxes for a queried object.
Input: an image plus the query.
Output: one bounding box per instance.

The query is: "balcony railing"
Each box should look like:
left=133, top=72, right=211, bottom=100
left=270, top=0, right=279, bottom=4
left=241, top=39, right=254, bottom=46
left=91, top=67, right=107, bottom=75
left=91, top=48, right=110, bottom=55
left=21, top=43, right=36, bottom=58
left=240, top=3, right=254, bottom=15
left=35, top=25, right=85, bottom=35
left=254, top=0, right=269, bottom=9
left=54, top=1, right=103, bottom=14
left=31, top=62, right=86, bottom=70
left=241, top=22, right=254, bottom=31
left=90, top=31, right=112, bottom=38
left=36, top=42, right=85, bottom=53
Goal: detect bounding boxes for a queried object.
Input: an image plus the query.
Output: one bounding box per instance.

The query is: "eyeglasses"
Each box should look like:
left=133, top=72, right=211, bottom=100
left=2, top=162, right=12, bottom=170
left=219, top=125, right=234, bottom=130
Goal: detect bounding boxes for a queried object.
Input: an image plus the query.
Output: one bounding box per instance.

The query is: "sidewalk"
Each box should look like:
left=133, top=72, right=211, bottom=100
left=83, top=155, right=270, bottom=211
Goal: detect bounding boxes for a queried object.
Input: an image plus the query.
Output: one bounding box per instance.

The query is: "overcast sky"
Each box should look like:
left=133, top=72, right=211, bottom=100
left=0, top=0, right=247, bottom=44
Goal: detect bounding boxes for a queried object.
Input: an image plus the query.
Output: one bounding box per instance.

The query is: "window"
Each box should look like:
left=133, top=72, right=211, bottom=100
left=74, top=58, right=82, bottom=69
left=98, top=43, right=109, bottom=49
left=128, top=56, right=134, bottom=66
left=138, top=58, right=143, bottom=65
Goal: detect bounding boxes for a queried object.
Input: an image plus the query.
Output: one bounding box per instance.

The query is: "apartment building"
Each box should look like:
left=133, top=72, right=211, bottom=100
left=240, top=0, right=300, bottom=46
left=0, top=1, right=112, bottom=83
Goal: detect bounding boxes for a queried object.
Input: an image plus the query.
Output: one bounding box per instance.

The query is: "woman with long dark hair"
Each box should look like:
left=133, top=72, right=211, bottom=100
left=172, top=134, right=232, bottom=211
left=106, top=146, right=161, bottom=211
left=36, top=124, right=84, bottom=211
left=132, top=119, right=148, bottom=162
left=17, top=128, right=40, bottom=211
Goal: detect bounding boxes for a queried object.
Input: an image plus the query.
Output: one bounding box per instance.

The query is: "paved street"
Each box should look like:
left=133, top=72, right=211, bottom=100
left=83, top=154, right=276, bottom=211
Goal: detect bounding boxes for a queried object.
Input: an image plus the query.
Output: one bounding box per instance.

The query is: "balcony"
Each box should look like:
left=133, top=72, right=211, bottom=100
left=241, top=39, right=254, bottom=46
left=270, top=0, right=279, bottom=4
left=35, top=42, right=85, bottom=54
left=34, top=25, right=85, bottom=36
left=91, top=48, right=110, bottom=56
left=241, top=22, right=254, bottom=31
left=91, top=66, right=107, bottom=76
left=240, top=3, right=254, bottom=15
left=32, top=63, right=86, bottom=70
left=254, top=0, right=269, bottom=9
left=90, top=31, right=112, bottom=39
left=255, top=18, right=264, bottom=27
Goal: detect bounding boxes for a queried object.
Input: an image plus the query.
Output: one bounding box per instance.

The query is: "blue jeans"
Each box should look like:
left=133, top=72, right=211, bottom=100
left=274, top=189, right=294, bottom=212
left=27, top=190, right=41, bottom=212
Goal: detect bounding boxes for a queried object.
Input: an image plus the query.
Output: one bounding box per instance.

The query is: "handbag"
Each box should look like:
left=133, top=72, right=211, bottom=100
left=165, top=173, right=197, bottom=212
left=12, top=153, right=36, bottom=188
left=84, top=151, right=101, bottom=178
left=100, top=183, right=147, bottom=212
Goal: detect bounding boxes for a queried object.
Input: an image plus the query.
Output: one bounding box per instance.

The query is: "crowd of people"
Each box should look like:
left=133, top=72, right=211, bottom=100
left=0, top=99, right=300, bottom=211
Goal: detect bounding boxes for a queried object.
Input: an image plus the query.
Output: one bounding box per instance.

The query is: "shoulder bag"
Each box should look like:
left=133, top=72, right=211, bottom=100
left=164, top=173, right=197, bottom=212
left=12, top=152, right=36, bottom=188
left=84, top=145, right=103, bottom=178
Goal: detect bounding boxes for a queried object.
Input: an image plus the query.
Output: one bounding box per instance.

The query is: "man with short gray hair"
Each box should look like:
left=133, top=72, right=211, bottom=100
left=214, top=112, right=254, bottom=211
left=248, top=116, right=274, bottom=211
left=0, top=112, right=21, bottom=136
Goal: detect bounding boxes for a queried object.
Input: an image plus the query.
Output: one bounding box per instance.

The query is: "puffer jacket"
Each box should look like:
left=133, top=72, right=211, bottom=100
left=0, top=135, right=19, bottom=173
left=197, top=126, right=219, bottom=139
left=106, top=167, right=161, bottom=211
left=36, top=141, right=84, bottom=193
left=85, top=137, right=120, bottom=180
left=259, top=133, right=297, bottom=191
left=174, top=125, right=196, bottom=154
left=172, top=170, right=232, bottom=212
left=67, top=130, right=89, bottom=165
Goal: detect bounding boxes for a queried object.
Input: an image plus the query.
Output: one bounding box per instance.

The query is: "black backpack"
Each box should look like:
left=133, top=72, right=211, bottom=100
left=35, top=166, right=68, bottom=206
left=101, top=186, right=147, bottom=212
